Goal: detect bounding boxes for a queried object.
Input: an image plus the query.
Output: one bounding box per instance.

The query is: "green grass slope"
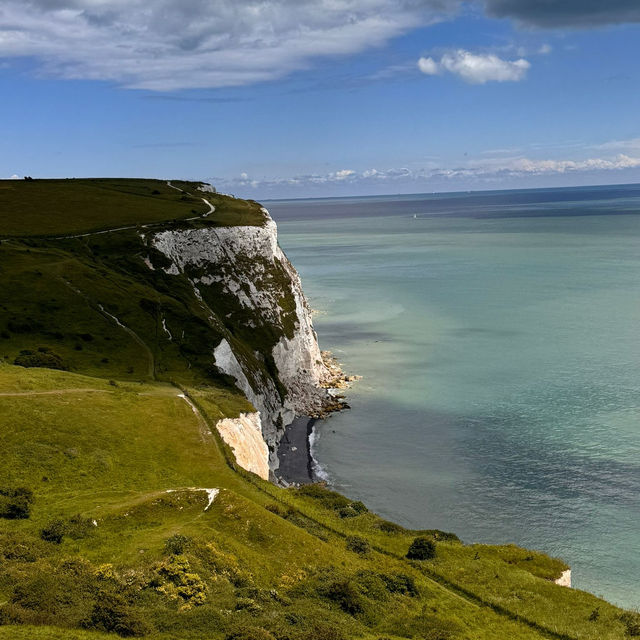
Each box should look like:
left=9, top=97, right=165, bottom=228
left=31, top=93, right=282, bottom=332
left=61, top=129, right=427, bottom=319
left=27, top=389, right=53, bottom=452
left=0, top=364, right=636, bottom=640
left=0, top=178, right=265, bottom=237
left=0, top=179, right=637, bottom=639
left=0, top=179, right=298, bottom=402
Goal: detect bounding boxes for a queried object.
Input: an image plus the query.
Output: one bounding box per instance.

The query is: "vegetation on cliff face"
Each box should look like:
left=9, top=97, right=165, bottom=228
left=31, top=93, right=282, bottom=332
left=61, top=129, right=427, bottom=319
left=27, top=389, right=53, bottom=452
left=0, top=179, right=294, bottom=411
left=0, top=179, right=637, bottom=639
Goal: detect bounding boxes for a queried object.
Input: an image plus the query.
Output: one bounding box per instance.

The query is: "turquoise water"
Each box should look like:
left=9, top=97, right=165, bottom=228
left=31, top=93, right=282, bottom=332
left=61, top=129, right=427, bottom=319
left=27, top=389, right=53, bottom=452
left=269, top=186, right=640, bottom=608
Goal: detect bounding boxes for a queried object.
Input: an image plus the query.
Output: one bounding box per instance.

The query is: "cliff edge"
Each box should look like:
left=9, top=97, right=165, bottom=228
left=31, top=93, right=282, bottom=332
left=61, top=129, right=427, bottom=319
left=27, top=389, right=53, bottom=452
left=151, top=207, right=336, bottom=473
left=0, top=178, right=341, bottom=479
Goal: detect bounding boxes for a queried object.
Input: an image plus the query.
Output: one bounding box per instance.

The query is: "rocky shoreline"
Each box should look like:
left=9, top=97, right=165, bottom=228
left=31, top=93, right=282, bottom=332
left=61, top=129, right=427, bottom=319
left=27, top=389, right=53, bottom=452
left=312, top=350, right=361, bottom=417
left=277, top=351, right=360, bottom=485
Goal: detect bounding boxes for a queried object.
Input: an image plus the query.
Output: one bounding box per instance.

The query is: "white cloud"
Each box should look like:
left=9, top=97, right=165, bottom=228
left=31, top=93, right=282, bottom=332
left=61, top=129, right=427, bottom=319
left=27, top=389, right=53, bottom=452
left=419, top=49, right=530, bottom=83
left=9, top=174, right=20, bottom=179
left=417, top=56, right=440, bottom=75
left=217, top=153, right=640, bottom=193
left=538, top=43, right=552, bottom=54
left=592, top=137, right=640, bottom=152
left=0, top=0, right=460, bottom=91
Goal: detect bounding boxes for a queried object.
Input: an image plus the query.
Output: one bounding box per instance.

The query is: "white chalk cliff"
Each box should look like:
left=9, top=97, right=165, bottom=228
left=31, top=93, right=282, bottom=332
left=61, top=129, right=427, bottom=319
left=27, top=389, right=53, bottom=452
left=151, top=209, right=332, bottom=475
left=215, top=412, right=269, bottom=481
left=554, top=569, right=572, bottom=588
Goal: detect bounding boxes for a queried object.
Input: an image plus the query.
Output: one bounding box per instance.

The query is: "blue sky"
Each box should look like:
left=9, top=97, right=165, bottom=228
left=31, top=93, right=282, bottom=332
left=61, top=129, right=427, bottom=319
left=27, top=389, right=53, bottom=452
left=2, top=0, right=640, bottom=199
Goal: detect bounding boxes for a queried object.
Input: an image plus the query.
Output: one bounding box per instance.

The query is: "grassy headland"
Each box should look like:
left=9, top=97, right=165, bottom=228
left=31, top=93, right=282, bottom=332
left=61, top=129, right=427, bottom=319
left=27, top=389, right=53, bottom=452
left=0, top=179, right=637, bottom=639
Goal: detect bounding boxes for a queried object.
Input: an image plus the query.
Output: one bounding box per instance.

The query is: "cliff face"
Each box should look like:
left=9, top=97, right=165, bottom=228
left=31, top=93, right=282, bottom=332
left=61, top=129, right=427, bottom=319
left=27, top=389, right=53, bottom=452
left=0, top=177, right=335, bottom=479
left=152, top=209, right=332, bottom=472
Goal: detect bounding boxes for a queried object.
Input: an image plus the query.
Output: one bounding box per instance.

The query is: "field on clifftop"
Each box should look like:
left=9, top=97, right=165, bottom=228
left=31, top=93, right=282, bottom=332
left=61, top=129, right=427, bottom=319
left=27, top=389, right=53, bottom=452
left=0, top=180, right=638, bottom=640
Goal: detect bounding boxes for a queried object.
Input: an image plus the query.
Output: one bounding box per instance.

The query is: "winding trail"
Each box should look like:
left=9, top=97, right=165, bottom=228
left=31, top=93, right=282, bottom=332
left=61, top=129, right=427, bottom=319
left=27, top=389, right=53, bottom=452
left=48, top=182, right=214, bottom=240
left=96, top=304, right=155, bottom=379
left=57, top=277, right=156, bottom=379
left=167, top=180, right=215, bottom=221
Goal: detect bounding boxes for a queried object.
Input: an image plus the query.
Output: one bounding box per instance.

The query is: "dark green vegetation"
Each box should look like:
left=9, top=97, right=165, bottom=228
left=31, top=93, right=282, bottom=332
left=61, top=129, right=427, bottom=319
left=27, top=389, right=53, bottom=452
left=0, top=179, right=293, bottom=401
left=0, top=178, right=266, bottom=236
left=0, top=180, right=636, bottom=639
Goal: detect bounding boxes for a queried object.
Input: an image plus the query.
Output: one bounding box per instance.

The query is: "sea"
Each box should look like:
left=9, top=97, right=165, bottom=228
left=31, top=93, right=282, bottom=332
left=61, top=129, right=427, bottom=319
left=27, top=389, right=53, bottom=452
left=266, top=184, right=640, bottom=609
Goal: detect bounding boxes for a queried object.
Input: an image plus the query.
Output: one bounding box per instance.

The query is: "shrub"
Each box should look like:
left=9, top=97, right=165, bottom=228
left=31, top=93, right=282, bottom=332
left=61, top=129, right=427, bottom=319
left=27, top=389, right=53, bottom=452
left=338, top=505, right=358, bottom=519
left=66, top=514, right=94, bottom=540
left=265, top=503, right=285, bottom=517
left=321, top=579, right=365, bottom=615
left=235, top=597, right=262, bottom=613
left=346, top=536, right=371, bottom=556
left=40, top=518, right=66, bottom=544
left=350, top=500, right=368, bottom=514
left=416, top=528, right=460, bottom=543
left=165, top=533, right=192, bottom=555
left=296, top=484, right=350, bottom=511
left=14, top=348, right=67, bottom=370
left=0, top=532, right=44, bottom=562
left=226, top=627, right=275, bottom=640
left=381, top=573, right=419, bottom=597
left=377, top=519, right=405, bottom=534
left=406, top=536, right=436, bottom=561
left=154, top=555, right=207, bottom=607
left=83, top=591, right=152, bottom=637
left=300, top=623, right=346, bottom=640
left=0, top=487, right=35, bottom=519
left=353, top=571, right=389, bottom=601
left=621, top=612, right=640, bottom=636
left=380, top=612, right=459, bottom=640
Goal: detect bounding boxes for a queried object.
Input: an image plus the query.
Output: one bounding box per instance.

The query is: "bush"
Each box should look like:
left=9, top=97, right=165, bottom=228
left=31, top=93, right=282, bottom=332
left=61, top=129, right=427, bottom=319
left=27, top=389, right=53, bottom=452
left=265, top=503, right=285, bottom=517
left=339, top=501, right=368, bottom=519
left=14, top=348, right=67, bottom=370
left=165, top=533, right=192, bottom=555
left=621, top=612, right=640, bottom=636
left=66, top=514, right=95, bottom=540
left=406, top=536, right=436, bottom=561
left=0, top=532, right=45, bottom=562
left=350, top=500, right=368, bottom=514
left=83, top=591, right=152, bottom=637
left=154, top=555, right=207, bottom=607
left=353, top=571, right=389, bottom=601
left=377, top=519, right=405, bottom=534
left=381, top=573, right=419, bottom=597
left=416, top=528, right=460, bottom=543
left=321, top=579, right=365, bottom=615
left=296, top=484, right=350, bottom=511
left=300, top=623, right=346, bottom=640
left=40, top=518, right=66, bottom=544
left=346, top=536, right=371, bottom=556
left=338, top=505, right=358, bottom=519
left=226, top=627, right=276, bottom=640
left=0, top=487, right=34, bottom=519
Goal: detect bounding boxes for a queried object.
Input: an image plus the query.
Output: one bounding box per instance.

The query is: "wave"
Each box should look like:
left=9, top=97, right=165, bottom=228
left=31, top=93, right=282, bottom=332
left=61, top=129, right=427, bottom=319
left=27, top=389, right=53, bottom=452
left=308, top=423, right=330, bottom=482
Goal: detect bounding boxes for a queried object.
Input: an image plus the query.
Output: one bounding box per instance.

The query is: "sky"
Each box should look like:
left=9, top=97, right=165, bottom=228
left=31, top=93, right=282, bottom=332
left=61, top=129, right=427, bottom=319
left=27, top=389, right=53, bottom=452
left=2, top=0, right=640, bottom=199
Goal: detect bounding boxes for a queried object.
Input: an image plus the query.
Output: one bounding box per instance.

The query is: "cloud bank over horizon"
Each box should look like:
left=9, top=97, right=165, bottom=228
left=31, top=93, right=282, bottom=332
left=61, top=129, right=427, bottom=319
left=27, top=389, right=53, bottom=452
left=217, top=151, right=640, bottom=197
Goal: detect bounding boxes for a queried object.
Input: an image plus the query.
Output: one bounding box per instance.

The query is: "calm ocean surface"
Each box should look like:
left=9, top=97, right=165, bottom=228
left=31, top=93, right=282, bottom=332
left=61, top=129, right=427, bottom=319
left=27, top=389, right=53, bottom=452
left=266, top=184, right=640, bottom=608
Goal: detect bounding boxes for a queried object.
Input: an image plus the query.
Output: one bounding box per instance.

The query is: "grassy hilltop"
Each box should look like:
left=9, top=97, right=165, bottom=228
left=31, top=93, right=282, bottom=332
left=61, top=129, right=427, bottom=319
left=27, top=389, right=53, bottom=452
left=0, top=179, right=637, bottom=640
